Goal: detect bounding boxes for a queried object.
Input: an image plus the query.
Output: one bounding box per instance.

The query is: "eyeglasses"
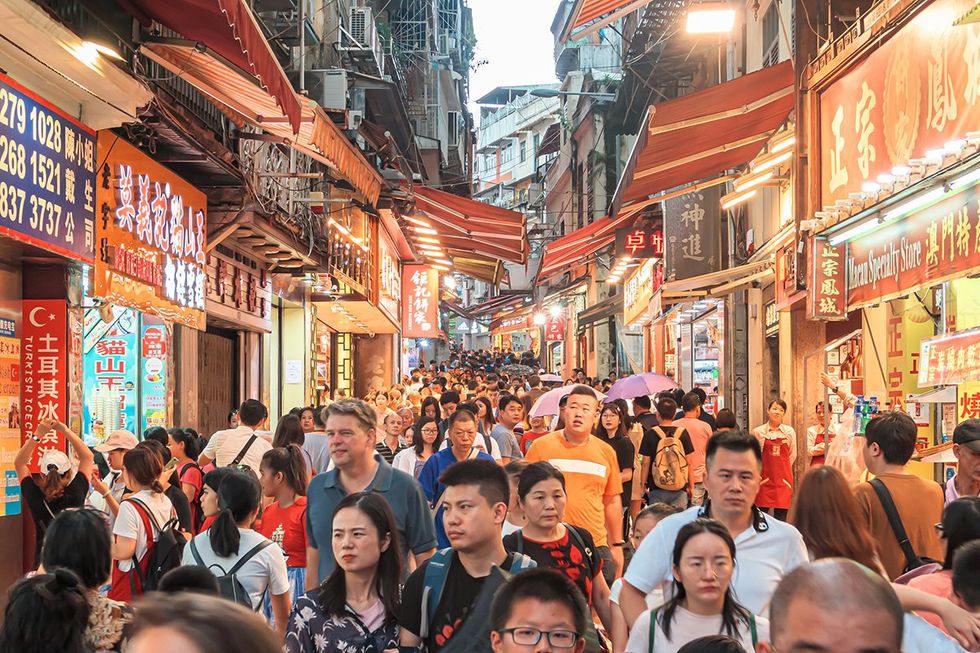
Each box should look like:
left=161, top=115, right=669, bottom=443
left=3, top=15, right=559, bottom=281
left=498, top=627, right=579, bottom=648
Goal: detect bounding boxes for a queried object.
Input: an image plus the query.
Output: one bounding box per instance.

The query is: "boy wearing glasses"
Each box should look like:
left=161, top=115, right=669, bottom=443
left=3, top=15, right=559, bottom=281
left=490, top=568, right=588, bottom=653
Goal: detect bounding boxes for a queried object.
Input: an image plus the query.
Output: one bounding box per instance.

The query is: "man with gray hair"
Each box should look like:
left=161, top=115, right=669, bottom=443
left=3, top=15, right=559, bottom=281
left=304, top=399, right=436, bottom=588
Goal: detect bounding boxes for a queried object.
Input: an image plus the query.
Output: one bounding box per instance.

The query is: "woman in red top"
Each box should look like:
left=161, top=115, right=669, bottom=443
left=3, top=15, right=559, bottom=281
left=259, top=445, right=308, bottom=623
left=169, top=427, right=204, bottom=532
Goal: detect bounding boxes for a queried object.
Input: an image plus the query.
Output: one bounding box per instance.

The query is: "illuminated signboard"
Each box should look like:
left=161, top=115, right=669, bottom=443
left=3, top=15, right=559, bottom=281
left=402, top=265, right=438, bottom=338
left=624, top=259, right=656, bottom=325
left=0, top=73, right=95, bottom=262
left=95, top=132, right=207, bottom=330
left=377, top=232, right=400, bottom=321
left=615, top=221, right=664, bottom=259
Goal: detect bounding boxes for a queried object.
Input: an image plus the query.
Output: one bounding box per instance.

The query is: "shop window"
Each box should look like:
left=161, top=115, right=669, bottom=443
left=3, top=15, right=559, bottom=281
left=762, top=2, right=780, bottom=67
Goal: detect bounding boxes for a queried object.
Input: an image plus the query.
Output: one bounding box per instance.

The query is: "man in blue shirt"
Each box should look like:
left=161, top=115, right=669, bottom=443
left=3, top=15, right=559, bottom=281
left=419, top=409, right=495, bottom=547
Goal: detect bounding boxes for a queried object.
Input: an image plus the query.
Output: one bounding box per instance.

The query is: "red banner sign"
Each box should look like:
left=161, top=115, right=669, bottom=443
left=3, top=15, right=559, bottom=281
left=807, top=237, right=847, bottom=320
left=402, top=265, right=439, bottom=338
left=21, top=300, right=68, bottom=472
left=818, top=0, right=980, bottom=207
left=545, top=316, right=565, bottom=342
left=919, top=326, right=980, bottom=387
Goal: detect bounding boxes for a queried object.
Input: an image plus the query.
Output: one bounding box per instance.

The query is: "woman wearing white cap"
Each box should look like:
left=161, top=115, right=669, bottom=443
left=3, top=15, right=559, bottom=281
left=15, top=418, right=95, bottom=568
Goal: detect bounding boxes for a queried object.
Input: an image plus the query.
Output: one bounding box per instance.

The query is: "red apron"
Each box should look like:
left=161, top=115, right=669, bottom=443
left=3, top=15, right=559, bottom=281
left=107, top=500, right=154, bottom=601
left=757, top=432, right=793, bottom=509
left=810, top=430, right=832, bottom=467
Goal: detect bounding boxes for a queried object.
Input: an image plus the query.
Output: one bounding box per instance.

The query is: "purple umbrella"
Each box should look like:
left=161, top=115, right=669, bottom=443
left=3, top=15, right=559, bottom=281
left=603, top=373, right=678, bottom=401
left=530, top=385, right=607, bottom=417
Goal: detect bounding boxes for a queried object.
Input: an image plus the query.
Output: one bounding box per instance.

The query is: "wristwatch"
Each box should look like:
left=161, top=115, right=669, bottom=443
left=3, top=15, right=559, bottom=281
left=29, top=434, right=41, bottom=443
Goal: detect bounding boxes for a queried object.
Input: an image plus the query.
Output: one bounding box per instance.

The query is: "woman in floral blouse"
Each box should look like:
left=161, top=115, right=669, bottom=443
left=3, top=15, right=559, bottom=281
left=285, top=492, right=402, bottom=653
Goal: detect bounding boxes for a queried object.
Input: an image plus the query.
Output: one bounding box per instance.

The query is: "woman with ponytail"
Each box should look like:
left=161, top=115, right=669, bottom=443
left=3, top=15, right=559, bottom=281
left=258, top=445, right=309, bottom=622
left=0, top=568, right=90, bottom=653
left=181, top=468, right=291, bottom=636
left=108, top=446, right=175, bottom=601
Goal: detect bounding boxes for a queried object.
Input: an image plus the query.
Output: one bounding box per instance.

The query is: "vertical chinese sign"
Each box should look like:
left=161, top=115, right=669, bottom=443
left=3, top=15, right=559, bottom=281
left=140, top=322, right=168, bottom=433
left=807, top=237, right=847, bottom=320
left=0, top=324, right=20, bottom=516
left=82, top=307, right=139, bottom=435
left=545, top=316, right=565, bottom=342
left=95, top=132, right=206, bottom=330
left=402, top=265, right=439, bottom=338
left=21, top=300, right=68, bottom=473
left=664, top=186, right=720, bottom=281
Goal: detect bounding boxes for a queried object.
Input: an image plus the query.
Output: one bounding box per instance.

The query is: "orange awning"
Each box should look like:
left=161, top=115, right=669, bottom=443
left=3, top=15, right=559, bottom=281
left=538, top=217, right=618, bottom=281
left=566, top=0, right=654, bottom=39
left=610, top=61, right=795, bottom=218
left=468, top=294, right=530, bottom=316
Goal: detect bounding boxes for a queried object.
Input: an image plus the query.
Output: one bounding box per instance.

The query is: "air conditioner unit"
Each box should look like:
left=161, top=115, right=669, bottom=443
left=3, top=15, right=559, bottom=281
left=437, top=31, right=458, bottom=53
left=340, top=6, right=385, bottom=77
left=307, top=69, right=348, bottom=111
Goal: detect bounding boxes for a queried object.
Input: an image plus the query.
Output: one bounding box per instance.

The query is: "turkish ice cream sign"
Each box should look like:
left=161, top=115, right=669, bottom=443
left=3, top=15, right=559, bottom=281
left=95, top=132, right=206, bottom=330
left=21, top=300, right=68, bottom=473
left=402, top=265, right=438, bottom=338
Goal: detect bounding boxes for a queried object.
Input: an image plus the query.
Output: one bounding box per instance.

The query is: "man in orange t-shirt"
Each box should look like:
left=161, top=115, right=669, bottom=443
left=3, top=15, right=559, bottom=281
left=526, top=385, right=624, bottom=584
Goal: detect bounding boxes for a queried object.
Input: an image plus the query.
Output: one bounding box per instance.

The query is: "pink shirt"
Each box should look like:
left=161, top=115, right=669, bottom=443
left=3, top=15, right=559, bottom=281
left=673, top=417, right=713, bottom=482
left=907, top=570, right=953, bottom=631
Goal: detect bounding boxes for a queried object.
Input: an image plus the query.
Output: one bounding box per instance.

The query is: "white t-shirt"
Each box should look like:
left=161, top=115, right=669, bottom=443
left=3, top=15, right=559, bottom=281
left=202, top=426, right=272, bottom=476
left=112, top=490, right=175, bottom=572
left=624, top=506, right=808, bottom=615
left=903, top=614, right=968, bottom=653
left=625, top=606, right=769, bottom=653
left=610, top=578, right=663, bottom=609
left=182, top=527, right=290, bottom=610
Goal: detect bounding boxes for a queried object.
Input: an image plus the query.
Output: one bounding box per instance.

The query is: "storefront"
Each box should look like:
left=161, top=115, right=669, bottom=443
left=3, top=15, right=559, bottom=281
left=490, top=311, right=538, bottom=355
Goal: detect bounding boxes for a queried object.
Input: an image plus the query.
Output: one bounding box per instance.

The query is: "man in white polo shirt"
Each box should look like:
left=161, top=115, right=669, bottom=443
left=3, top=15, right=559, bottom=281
left=619, top=429, right=808, bottom=624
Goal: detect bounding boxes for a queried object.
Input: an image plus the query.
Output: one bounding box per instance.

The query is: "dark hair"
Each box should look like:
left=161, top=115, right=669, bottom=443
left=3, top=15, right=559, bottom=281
left=498, top=393, right=522, bottom=414
left=261, top=445, right=308, bottom=497
left=203, top=467, right=235, bottom=494
left=228, top=409, right=240, bottom=423
left=596, top=403, right=628, bottom=439
left=41, top=508, right=111, bottom=589
left=705, top=430, right=763, bottom=468
left=272, top=414, right=305, bottom=449
left=420, top=396, right=441, bottom=421
left=677, top=636, right=747, bottom=653
left=168, top=427, right=201, bottom=460
left=143, top=426, right=168, bottom=447
left=953, top=540, right=980, bottom=610
left=767, top=398, right=788, bottom=411
left=490, top=568, right=588, bottom=635
left=411, top=416, right=443, bottom=455
left=209, top=469, right=262, bottom=557
left=634, top=394, right=652, bottom=410
left=448, top=409, right=477, bottom=428
left=864, top=411, right=917, bottom=465
left=313, top=405, right=328, bottom=428
left=636, top=502, right=683, bottom=523
left=123, top=446, right=164, bottom=493
left=457, top=401, right=480, bottom=419
left=517, top=461, right=565, bottom=501
left=503, top=459, right=528, bottom=479
left=715, top=408, right=737, bottom=429
left=318, top=492, right=402, bottom=620
left=475, top=397, right=495, bottom=432
left=656, top=396, right=678, bottom=420
left=158, top=565, right=220, bottom=595
left=440, top=390, right=461, bottom=405
left=440, top=458, right=510, bottom=507
left=567, top=384, right=598, bottom=402
left=0, top=569, right=89, bottom=653
left=692, top=387, right=708, bottom=404
left=940, top=496, right=980, bottom=570
left=138, top=438, right=170, bottom=466
left=238, top=399, right=269, bottom=427
left=130, top=592, right=281, bottom=653
left=681, top=392, right=702, bottom=413
left=660, top=519, right=750, bottom=640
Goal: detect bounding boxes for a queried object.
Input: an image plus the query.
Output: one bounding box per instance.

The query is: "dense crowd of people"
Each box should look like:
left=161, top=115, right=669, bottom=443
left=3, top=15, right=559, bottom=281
left=4, top=348, right=980, bottom=653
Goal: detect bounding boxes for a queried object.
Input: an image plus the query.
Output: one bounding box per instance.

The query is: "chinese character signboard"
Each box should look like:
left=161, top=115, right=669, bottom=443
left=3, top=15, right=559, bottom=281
left=765, top=301, right=779, bottom=336
left=493, top=314, right=531, bottom=335
left=83, top=307, right=139, bottom=435
left=21, top=300, right=68, bottom=472
left=95, top=132, right=207, bottom=330
left=624, top=259, right=656, bottom=325
left=886, top=298, right=932, bottom=415
left=205, top=250, right=272, bottom=333
left=402, top=265, right=438, bottom=338
left=818, top=0, right=980, bottom=207
left=376, top=232, right=400, bottom=323
left=664, top=186, right=720, bottom=281
left=0, top=73, right=96, bottom=263
left=0, top=335, right=21, bottom=515
left=615, top=219, right=664, bottom=259
left=919, top=326, right=980, bottom=387
left=807, top=236, right=847, bottom=320
left=140, top=323, right=168, bottom=433
left=545, top=316, right=565, bottom=342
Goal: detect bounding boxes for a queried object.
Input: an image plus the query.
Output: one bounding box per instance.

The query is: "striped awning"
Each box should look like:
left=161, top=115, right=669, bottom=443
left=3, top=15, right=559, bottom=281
left=538, top=217, right=618, bottom=281
left=565, top=0, right=654, bottom=39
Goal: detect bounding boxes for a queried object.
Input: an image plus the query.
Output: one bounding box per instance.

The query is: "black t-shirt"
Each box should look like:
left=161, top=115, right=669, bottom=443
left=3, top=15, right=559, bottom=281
left=640, top=426, right=695, bottom=490
left=164, top=483, right=193, bottom=534
left=503, top=526, right=600, bottom=603
left=595, top=433, right=635, bottom=508
left=634, top=412, right=658, bottom=432
left=21, top=473, right=89, bottom=566
left=398, top=552, right=519, bottom=652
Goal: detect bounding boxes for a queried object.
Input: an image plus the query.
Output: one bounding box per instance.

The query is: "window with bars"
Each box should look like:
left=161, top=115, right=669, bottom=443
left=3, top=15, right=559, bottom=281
left=762, top=2, right=780, bottom=66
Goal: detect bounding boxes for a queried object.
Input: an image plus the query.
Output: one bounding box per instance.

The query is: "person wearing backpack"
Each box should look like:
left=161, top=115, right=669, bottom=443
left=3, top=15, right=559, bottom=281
left=108, top=446, right=177, bottom=601
left=169, top=427, right=205, bottom=533
left=182, top=468, right=291, bottom=636
left=199, top=399, right=273, bottom=479
left=638, top=397, right=695, bottom=512
left=398, top=459, right=537, bottom=653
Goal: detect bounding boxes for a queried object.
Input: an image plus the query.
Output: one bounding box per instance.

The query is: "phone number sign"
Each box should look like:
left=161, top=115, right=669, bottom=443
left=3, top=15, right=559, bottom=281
left=0, top=73, right=95, bottom=263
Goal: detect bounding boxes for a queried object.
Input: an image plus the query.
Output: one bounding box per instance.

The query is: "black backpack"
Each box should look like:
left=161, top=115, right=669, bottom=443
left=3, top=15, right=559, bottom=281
left=188, top=536, right=272, bottom=610
left=127, top=498, right=183, bottom=593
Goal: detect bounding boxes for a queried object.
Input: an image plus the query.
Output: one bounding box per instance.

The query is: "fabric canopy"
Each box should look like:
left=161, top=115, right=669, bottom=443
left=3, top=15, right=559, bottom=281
left=468, top=294, right=530, bottom=317
left=660, top=259, right=774, bottom=301
left=538, top=217, right=617, bottom=281
left=610, top=61, right=795, bottom=218
left=566, top=0, right=653, bottom=38
left=125, top=0, right=301, bottom=134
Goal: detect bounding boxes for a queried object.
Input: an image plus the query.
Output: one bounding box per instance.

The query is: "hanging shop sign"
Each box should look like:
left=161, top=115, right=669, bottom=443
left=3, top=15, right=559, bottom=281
left=376, top=232, right=400, bottom=322
left=20, top=299, right=68, bottom=473
left=0, top=74, right=96, bottom=263
left=545, top=316, right=565, bottom=342
left=206, top=249, right=272, bottom=333
left=493, top=314, right=531, bottom=335
left=140, top=323, right=168, bottom=433
left=807, top=236, right=847, bottom=320
left=775, top=242, right=797, bottom=306
left=95, top=132, right=207, bottom=330
left=818, top=0, right=980, bottom=207
left=664, top=186, right=720, bottom=281
left=402, top=265, right=439, bottom=338
left=624, top=259, right=656, bottom=325
left=614, top=219, right=664, bottom=259
left=919, top=326, right=980, bottom=387
left=0, top=334, right=20, bottom=516
left=765, top=301, right=780, bottom=336
left=83, top=307, right=139, bottom=435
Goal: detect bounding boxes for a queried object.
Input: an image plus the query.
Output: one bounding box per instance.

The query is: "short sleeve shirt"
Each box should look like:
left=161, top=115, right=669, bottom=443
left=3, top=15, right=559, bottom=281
left=22, top=472, right=88, bottom=565
left=639, top=426, right=695, bottom=489
left=182, top=528, right=289, bottom=610
left=202, top=426, right=272, bottom=476
left=113, top=490, right=175, bottom=572
left=490, top=423, right=524, bottom=460
left=524, top=431, right=623, bottom=547
left=503, top=525, right=600, bottom=603
left=258, top=497, right=308, bottom=568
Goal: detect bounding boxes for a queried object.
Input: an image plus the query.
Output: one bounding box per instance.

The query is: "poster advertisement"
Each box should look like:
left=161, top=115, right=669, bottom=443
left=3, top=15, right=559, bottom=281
left=21, top=300, right=68, bottom=472
left=0, top=337, right=22, bottom=516
left=83, top=307, right=138, bottom=440
left=140, top=323, right=167, bottom=434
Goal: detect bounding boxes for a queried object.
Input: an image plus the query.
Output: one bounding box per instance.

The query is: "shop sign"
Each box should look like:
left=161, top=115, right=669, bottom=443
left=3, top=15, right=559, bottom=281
left=377, top=233, right=400, bottom=321
left=818, top=0, right=980, bottom=207
left=765, top=301, right=779, bottom=336
left=664, top=186, right=720, bottom=281
left=0, top=335, right=21, bottom=515
left=83, top=307, right=138, bottom=435
left=206, top=251, right=272, bottom=333
left=886, top=298, right=932, bottom=417
left=545, top=316, right=565, bottom=342
left=919, top=326, right=980, bottom=387
left=494, top=314, right=531, bottom=334
left=0, top=74, right=96, bottom=263
left=614, top=220, right=664, bottom=259
left=402, top=265, right=438, bottom=338
left=846, top=178, right=980, bottom=309
left=775, top=243, right=797, bottom=306
left=21, top=299, right=68, bottom=472
left=95, top=132, right=207, bottom=330
left=807, top=236, right=847, bottom=320
left=624, top=259, right=656, bottom=325
left=140, top=324, right=167, bottom=433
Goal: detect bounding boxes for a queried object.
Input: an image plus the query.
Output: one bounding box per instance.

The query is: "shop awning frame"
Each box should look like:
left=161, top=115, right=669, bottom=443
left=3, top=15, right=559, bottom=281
left=563, top=0, right=654, bottom=40
left=441, top=300, right=485, bottom=324
left=577, top=293, right=623, bottom=328
left=468, top=293, right=532, bottom=317
left=660, top=259, right=774, bottom=301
